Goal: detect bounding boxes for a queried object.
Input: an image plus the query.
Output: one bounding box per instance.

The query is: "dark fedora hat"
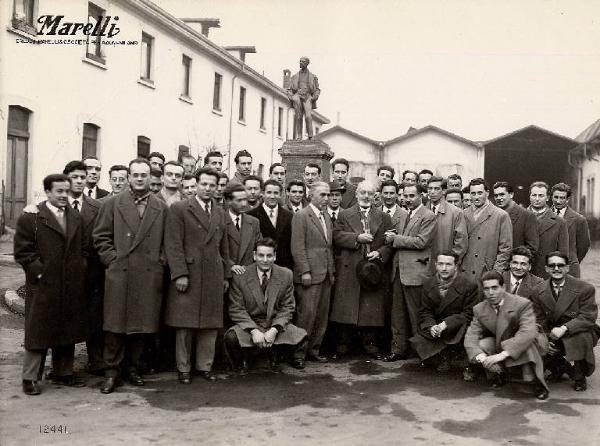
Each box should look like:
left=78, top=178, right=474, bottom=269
left=356, top=258, right=383, bottom=290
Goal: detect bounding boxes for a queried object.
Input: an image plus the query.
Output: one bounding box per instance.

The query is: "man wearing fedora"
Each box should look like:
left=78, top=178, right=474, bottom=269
left=331, top=181, right=393, bottom=358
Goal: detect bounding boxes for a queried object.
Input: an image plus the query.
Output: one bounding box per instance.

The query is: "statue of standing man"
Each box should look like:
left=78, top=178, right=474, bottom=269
left=287, top=56, right=320, bottom=140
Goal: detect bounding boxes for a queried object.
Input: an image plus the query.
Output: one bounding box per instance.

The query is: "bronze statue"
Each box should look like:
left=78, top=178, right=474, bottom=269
left=286, top=56, right=320, bottom=140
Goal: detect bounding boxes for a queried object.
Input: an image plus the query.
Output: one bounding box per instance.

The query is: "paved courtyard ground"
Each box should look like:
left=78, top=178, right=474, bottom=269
left=1, top=246, right=599, bottom=445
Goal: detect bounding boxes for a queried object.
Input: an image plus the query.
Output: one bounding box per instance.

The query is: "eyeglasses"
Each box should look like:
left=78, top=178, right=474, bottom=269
left=547, top=263, right=567, bottom=269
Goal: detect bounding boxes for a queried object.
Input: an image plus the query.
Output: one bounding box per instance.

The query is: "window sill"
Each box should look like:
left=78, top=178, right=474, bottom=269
left=276, top=135, right=283, bottom=140
left=7, top=25, right=37, bottom=40
left=212, top=109, right=223, bottom=117
left=237, top=119, right=246, bottom=126
left=82, top=56, right=107, bottom=70
left=138, top=78, right=156, bottom=90
left=179, top=95, right=193, bottom=105
left=259, top=127, right=267, bottom=134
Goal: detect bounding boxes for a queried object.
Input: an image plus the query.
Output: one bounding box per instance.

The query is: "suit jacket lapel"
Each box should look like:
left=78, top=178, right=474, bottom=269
left=64, top=206, right=80, bottom=249
left=130, top=195, right=160, bottom=252
left=247, top=268, right=266, bottom=312
left=538, top=281, right=557, bottom=313
left=117, top=193, right=142, bottom=234
left=227, top=219, right=241, bottom=246
left=239, top=215, right=253, bottom=260
left=439, top=279, right=461, bottom=313
left=538, top=211, right=556, bottom=235
left=495, top=297, right=514, bottom=342
left=307, top=209, right=327, bottom=242
left=469, top=207, right=492, bottom=233
left=265, top=269, right=282, bottom=318
left=347, top=206, right=365, bottom=234
left=478, top=302, right=498, bottom=334
left=553, top=277, right=578, bottom=320
left=38, top=202, right=66, bottom=237
left=404, top=208, right=423, bottom=235
left=188, top=197, right=209, bottom=231
left=369, top=208, right=382, bottom=235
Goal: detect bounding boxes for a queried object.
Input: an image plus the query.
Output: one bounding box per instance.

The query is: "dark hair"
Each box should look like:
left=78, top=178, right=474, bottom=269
left=493, top=181, right=513, bottom=193
left=109, top=164, right=129, bottom=176
left=545, top=251, right=569, bottom=265
left=269, top=162, right=285, bottom=175
left=224, top=183, right=247, bottom=200
left=331, top=158, right=350, bottom=171
left=128, top=158, right=152, bottom=170
left=182, top=174, right=196, bottom=182
left=551, top=182, right=572, bottom=198
left=380, top=179, right=399, bottom=192
left=377, top=165, right=395, bottom=177
left=150, top=168, right=163, bottom=178
left=481, top=270, right=504, bottom=286
left=448, top=173, right=462, bottom=181
left=63, top=160, right=87, bottom=175
left=163, top=161, right=185, bottom=172
left=436, top=250, right=459, bottom=264
left=304, top=162, right=321, bottom=175
left=427, top=176, right=446, bottom=189
left=255, top=237, right=278, bottom=251
left=148, top=152, right=165, bottom=162
left=402, top=170, right=418, bottom=180
left=469, top=178, right=489, bottom=192
left=204, top=151, right=223, bottom=165
left=403, top=182, right=424, bottom=194
left=43, top=173, right=69, bottom=191
left=418, top=169, right=434, bottom=177
left=286, top=179, right=306, bottom=192
left=218, top=172, right=229, bottom=181
left=529, top=181, right=549, bottom=194
left=444, top=187, right=462, bottom=197
left=511, top=246, right=534, bottom=263
left=243, top=175, right=264, bottom=190
left=234, top=149, right=253, bottom=164
left=194, top=167, right=219, bottom=182
left=264, top=179, right=283, bottom=192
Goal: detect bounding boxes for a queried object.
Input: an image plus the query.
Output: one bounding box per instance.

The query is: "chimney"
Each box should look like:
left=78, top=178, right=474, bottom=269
left=283, top=69, right=291, bottom=89
left=180, top=18, right=220, bottom=37
left=223, top=46, right=256, bottom=63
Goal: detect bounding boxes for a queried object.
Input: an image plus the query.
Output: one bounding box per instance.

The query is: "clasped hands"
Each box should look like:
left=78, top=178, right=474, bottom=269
left=251, top=327, right=278, bottom=348
left=429, top=321, right=447, bottom=338
left=475, top=351, right=509, bottom=372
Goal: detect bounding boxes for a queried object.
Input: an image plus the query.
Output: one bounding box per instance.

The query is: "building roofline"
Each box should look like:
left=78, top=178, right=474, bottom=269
left=316, top=125, right=382, bottom=146
left=384, top=125, right=481, bottom=148
left=481, top=124, right=578, bottom=146
left=575, top=118, right=600, bottom=143
left=125, top=0, right=329, bottom=124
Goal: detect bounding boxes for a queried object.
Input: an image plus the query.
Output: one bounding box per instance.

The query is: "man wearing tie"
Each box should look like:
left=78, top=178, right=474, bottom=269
left=83, top=156, right=109, bottom=199
left=291, top=181, right=335, bottom=367
left=286, top=179, right=307, bottom=213
left=225, top=238, right=307, bottom=375
left=502, top=246, right=545, bottom=304
left=248, top=180, right=294, bottom=270
left=379, top=180, right=406, bottom=227
left=326, top=180, right=345, bottom=225
left=331, top=158, right=357, bottom=209
left=14, top=174, right=88, bottom=395
left=383, top=183, right=437, bottom=361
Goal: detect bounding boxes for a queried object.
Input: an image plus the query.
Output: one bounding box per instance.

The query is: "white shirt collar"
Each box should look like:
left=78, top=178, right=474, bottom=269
left=84, top=186, right=97, bottom=196
left=257, top=266, right=272, bottom=280
left=263, top=203, right=278, bottom=215
left=195, top=196, right=211, bottom=211
left=327, top=207, right=339, bottom=216
left=309, top=203, right=323, bottom=217
left=383, top=204, right=397, bottom=215
left=408, top=203, right=423, bottom=216
left=510, top=273, right=523, bottom=287
left=46, top=201, right=65, bottom=217
left=229, top=210, right=241, bottom=223
left=68, top=195, right=82, bottom=206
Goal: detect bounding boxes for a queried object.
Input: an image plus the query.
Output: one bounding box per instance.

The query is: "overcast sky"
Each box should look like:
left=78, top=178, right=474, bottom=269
left=157, top=0, right=600, bottom=142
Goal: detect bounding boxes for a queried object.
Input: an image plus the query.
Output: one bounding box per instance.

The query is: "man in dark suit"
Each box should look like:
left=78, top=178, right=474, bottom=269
left=379, top=180, right=405, bottom=227
left=291, top=181, right=335, bottom=367
left=551, top=183, right=591, bottom=278
left=533, top=252, right=600, bottom=391
left=163, top=167, right=230, bottom=385
left=464, top=271, right=549, bottom=400
left=248, top=180, right=293, bottom=269
left=331, top=158, right=357, bottom=209
left=14, top=174, right=88, bottom=395
left=83, top=156, right=109, bottom=199
left=528, top=181, right=569, bottom=278
left=502, top=246, right=545, bottom=303
left=93, top=159, right=168, bottom=393
left=224, top=184, right=262, bottom=273
left=105, top=165, right=129, bottom=198
left=383, top=183, right=437, bottom=361
left=410, top=252, right=478, bottom=372
left=285, top=179, right=308, bottom=213
left=225, top=238, right=307, bottom=374
left=493, top=181, right=539, bottom=257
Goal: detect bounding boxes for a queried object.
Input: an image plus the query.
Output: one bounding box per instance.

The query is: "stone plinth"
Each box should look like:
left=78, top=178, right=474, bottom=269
left=278, top=139, right=334, bottom=184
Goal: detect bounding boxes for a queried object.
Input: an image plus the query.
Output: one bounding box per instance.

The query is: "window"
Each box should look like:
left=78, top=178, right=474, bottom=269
left=277, top=107, right=283, bottom=137
left=140, top=32, right=154, bottom=81
left=182, top=55, right=192, bottom=97
left=6, top=106, right=31, bottom=226
left=86, top=3, right=105, bottom=63
left=137, top=136, right=151, bottom=158
left=213, top=73, right=222, bottom=111
left=82, top=123, right=99, bottom=158
left=587, top=177, right=596, bottom=215
left=238, top=86, right=246, bottom=121
left=315, top=126, right=320, bottom=134
left=260, top=97, right=267, bottom=130
left=178, top=145, right=190, bottom=161
left=12, top=0, right=36, bottom=34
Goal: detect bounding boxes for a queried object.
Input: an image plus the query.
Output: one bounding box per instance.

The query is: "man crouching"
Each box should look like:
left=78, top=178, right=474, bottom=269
left=225, top=238, right=307, bottom=375
left=464, top=271, right=549, bottom=400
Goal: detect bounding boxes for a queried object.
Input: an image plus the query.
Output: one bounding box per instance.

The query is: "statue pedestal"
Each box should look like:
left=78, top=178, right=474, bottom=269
left=278, top=139, right=334, bottom=183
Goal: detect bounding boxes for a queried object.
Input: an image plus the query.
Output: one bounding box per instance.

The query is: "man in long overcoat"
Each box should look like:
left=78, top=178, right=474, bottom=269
left=14, top=174, right=88, bottom=395
left=93, top=158, right=168, bottom=393
left=331, top=181, right=392, bottom=358
left=164, top=167, right=231, bottom=384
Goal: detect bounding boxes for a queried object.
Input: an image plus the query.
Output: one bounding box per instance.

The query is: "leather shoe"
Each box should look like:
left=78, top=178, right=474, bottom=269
left=126, top=371, right=144, bottom=386
left=307, top=355, right=328, bottom=363
left=52, top=375, right=86, bottom=387
left=22, top=380, right=41, bottom=395
left=382, top=353, right=409, bottom=362
left=574, top=379, right=587, bottom=391
left=178, top=372, right=191, bottom=384
left=100, top=377, right=119, bottom=394
left=238, top=361, right=249, bottom=376
left=291, top=359, right=305, bottom=370
left=490, top=373, right=506, bottom=389
left=198, top=371, right=217, bottom=382
left=534, top=384, right=549, bottom=400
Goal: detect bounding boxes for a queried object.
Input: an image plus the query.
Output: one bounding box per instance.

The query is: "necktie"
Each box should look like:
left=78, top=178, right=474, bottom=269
left=331, top=211, right=337, bottom=223
left=403, top=210, right=413, bottom=232
left=493, top=304, right=501, bottom=314
left=269, top=208, right=276, bottom=226
left=56, top=209, right=66, bottom=233
left=294, top=207, right=299, bottom=213
left=204, top=202, right=211, bottom=218
left=319, top=211, right=328, bottom=240
left=72, top=200, right=79, bottom=212
left=512, top=280, right=520, bottom=294
left=88, top=189, right=93, bottom=197
left=432, top=205, right=437, bottom=215
left=235, top=216, right=240, bottom=231
left=553, top=284, right=562, bottom=300
left=360, top=209, right=370, bottom=233
left=386, top=208, right=392, bottom=215
left=261, top=271, right=269, bottom=299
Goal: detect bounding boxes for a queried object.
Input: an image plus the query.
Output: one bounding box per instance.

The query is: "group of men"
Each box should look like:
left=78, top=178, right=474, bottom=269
left=13, top=148, right=598, bottom=401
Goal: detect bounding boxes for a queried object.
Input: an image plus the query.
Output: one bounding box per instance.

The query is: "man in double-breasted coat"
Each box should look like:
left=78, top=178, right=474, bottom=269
left=93, top=159, right=168, bottom=393
left=331, top=181, right=392, bottom=357
left=532, top=252, right=600, bottom=392
left=164, top=167, right=231, bottom=384
left=14, top=174, right=88, bottom=395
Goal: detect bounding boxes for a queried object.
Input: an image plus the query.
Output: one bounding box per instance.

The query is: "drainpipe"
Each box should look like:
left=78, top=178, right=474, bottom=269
left=227, top=65, right=244, bottom=175
left=568, top=144, right=584, bottom=212
left=270, top=95, right=276, bottom=168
